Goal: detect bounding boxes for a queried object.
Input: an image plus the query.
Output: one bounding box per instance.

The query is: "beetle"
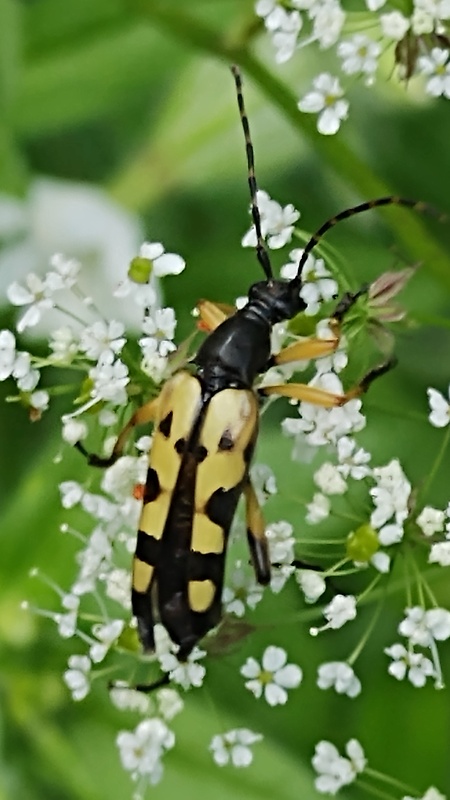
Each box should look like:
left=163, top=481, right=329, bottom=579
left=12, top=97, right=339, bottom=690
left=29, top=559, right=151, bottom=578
left=77, top=65, right=431, bottom=664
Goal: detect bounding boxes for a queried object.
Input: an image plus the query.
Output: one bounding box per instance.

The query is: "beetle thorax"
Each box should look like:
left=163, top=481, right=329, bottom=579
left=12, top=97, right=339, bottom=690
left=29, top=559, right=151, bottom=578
left=194, top=279, right=305, bottom=392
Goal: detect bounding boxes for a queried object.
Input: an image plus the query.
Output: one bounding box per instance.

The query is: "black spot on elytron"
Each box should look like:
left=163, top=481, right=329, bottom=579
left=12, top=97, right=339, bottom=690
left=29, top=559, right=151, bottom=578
left=135, top=529, right=161, bottom=566
left=158, top=411, right=173, bottom=438
left=174, top=437, right=186, bottom=455
left=205, top=482, right=243, bottom=532
left=194, top=444, right=208, bottom=463
left=143, top=467, right=160, bottom=504
left=188, top=551, right=223, bottom=583
left=218, top=429, right=234, bottom=451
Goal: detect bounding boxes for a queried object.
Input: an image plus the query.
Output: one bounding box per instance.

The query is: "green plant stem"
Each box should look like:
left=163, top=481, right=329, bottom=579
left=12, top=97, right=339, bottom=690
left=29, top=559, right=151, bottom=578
left=419, top=422, right=450, bottom=503
left=119, top=0, right=450, bottom=287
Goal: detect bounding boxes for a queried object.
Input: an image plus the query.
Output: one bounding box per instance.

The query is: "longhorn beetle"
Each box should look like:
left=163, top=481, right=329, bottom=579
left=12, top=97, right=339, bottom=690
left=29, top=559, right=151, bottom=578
left=77, top=65, right=436, bottom=666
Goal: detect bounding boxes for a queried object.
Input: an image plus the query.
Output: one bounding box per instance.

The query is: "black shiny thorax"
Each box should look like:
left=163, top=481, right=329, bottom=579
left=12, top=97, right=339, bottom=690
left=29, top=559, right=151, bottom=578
left=194, top=279, right=306, bottom=392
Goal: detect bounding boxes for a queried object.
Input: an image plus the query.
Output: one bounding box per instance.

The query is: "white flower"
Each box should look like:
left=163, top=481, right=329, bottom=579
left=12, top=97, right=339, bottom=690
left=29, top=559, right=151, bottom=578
left=323, top=594, right=357, bottom=628
left=311, top=594, right=357, bottom=636
left=109, top=682, right=153, bottom=713
left=336, top=437, right=371, bottom=480
left=0, top=329, right=17, bottom=380
left=209, top=728, right=263, bottom=767
left=30, top=389, right=49, bottom=412
left=266, top=520, right=295, bottom=565
left=116, top=718, right=175, bottom=784
left=89, top=352, right=129, bottom=405
left=295, top=569, right=326, bottom=603
left=62, top=418, right=88, bottom=445
left=380, top=10, right=410, bottom=39
left=281, top=251, right=337, bottom=315
left=0, top=179, right=144, bottom=328
left=337, top=34, right=380, bottom=77
left=429, top=541, right=450, bottom=566
left=46, top=252, right=81, bottom=291
left=12, top=351, right=40, bottom=392
left=385, top=643, right=435, bottom=687
left=370, top=459, right=411, bottom=528
left=298, top=73, right=349, bottom=136
left=101, top=455, right=146, bottom=502
left=255, top=0, right=279, bottom=22
left=104, top=567, right=131, bottom=608
left=49, top=326, right=79, bottom=362
left=242, top=190, right=300, bottom=250
left=417, top=48, right=450, bottom=98
left=72, top=525, right=113, bottom=595
left=241, top=645, right=302, bottom=705
left=141, top=307, right=176, bottom=341
left=272, top=11, right=302, bottom=63
left=63, top=654, right=92, bottom=700
left=80, top=320, right=126, bottom=360
left=157, top=688, right=184, bottom=721
left=314, top=462, right=347, bottom=495
left=139, top=241, right=185, bottom=277
left=377, top=522, right=404, bottom=546
left=371, top=551, right=391, bottom=573
left=296, top=371, right=366, bottom=447
left=403, top=789, right=446, bottom=800
left=59, top=480, right=84, bottom=508
left=90, top=619, right=125, bottom=663
left=427, top=386, right=450, bottom=427
left=411, top=6, right=435, bottom=34
left=417, top=506, right=445, bottom=537
left=222, top=562, right=263, bottom=617
left=7, top=272, right=54, bottom=332
left=399, top=606, right=450, bottom=646
left=317, top=662, right=361, bottom=697
left=306, top=492, right=330, bottom=524
left=310, top=0, right=345, bottom=49
left=312, top=739, right=366, bottom=795
left=158, top=646, right=207, bottom=690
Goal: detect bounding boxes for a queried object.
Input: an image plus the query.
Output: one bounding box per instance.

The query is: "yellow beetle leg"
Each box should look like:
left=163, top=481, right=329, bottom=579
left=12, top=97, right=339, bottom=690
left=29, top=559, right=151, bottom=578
left=273, top=333, right=339, bottom=365
left=261, top=358, right=395, bottom=406
left=75, top=394, right=161, bottom=467
left=274, top=286, right=372, bottom=366
left=196, top=299, right=235, bottom=332
left=244, top=479, right=270, bottom=585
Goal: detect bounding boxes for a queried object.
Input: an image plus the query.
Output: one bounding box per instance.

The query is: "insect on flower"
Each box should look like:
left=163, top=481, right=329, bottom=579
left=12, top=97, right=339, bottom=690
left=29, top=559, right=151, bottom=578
left=76, top=65, right=440, bottom=683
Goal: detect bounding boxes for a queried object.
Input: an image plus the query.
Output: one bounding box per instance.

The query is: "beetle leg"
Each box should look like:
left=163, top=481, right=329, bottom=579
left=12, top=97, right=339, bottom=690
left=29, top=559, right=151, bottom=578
left=273, top=286, right=371, bottom=366
left=75, top=395, right=161, bottom=467
left=243, top=479, right=271, bottom=585
left=261, top=358, right=396, bottom=406
left=196, top=299, right=235, bottom=332
left=273, top=333, right=339, bottom=365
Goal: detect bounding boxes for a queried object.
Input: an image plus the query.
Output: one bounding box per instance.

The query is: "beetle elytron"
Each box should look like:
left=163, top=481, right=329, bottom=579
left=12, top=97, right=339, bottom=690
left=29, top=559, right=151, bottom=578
left=78, top=65, right=428, bottom=662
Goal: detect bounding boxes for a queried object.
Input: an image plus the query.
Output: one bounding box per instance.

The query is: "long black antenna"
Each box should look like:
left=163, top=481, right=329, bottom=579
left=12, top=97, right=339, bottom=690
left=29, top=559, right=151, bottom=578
left=290, top=196, right=443, bottom=287
left=231, top=65, right=273, bottom=281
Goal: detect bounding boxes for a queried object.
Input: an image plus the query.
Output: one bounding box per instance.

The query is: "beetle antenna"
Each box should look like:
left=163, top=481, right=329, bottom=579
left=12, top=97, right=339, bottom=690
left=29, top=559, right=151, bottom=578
left=231, top=65, right=273, bottom=282
left=290, top=196, right=445, bottom=286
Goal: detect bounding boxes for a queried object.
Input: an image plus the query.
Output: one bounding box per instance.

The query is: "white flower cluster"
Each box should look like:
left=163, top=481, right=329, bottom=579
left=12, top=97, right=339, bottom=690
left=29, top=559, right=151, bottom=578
left=3, top=203, right=448, bottom=800
left=256, top=0, right=450, bottom=133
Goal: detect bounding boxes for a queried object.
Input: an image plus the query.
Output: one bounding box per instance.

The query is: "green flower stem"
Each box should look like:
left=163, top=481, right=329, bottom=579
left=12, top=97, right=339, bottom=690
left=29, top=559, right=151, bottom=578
left=419, top=422, right=450, bottom=504
left=364, top=767, right=417, bottom=796
left=348, top=591, right=385, bottom=665
left=117, top=1, right=450, bottom=287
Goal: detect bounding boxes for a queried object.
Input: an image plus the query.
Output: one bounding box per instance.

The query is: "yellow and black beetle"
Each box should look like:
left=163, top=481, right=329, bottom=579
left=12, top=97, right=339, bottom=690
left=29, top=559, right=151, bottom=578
left=77, top=66, right=430, bottom=663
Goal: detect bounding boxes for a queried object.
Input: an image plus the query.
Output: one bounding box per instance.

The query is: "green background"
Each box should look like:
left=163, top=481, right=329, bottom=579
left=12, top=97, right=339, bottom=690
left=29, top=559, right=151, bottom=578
left=1, top=1, right=450, bottom=799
